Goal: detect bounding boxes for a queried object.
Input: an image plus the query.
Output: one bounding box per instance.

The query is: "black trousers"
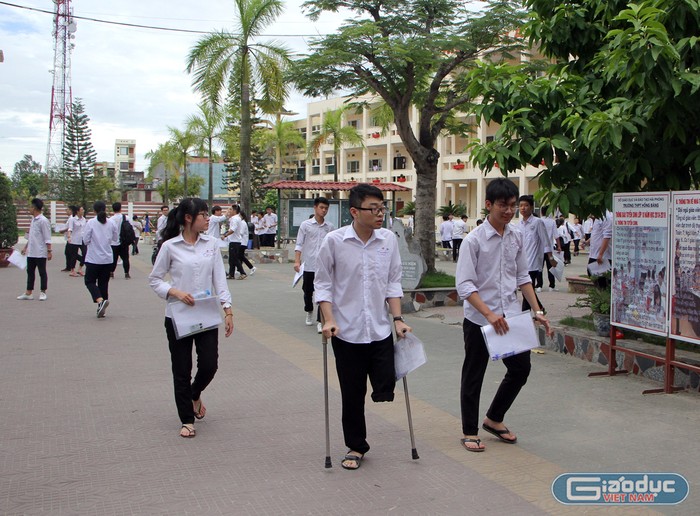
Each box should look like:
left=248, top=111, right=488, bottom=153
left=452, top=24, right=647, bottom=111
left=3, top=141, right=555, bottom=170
left=67, top=243, right=85, bottom=270
left=544, top=254, right=555, bottom=288
left=460, top=318, right=531, bottom=436
left=562, top=240, right=571, bottom=263
left=228, top=242, right=243, bottom=276
left=165, top=317, right=219, bottom=425
left=301, top=270, right=318, bottom=316
left=573, top=239, right=580, bottom=254
left=111, top=244, right=130, bottom=274
left=331, top=334, right=395, bottom=454
left=522, top=270, right=545, bottom=312
left=84, top=262, right=112, bottom=302
left=26, top=257, right=48, bottom=291
left=237, top=244, right=253, bottom=271
left=452, top=238, right=463, bottom=262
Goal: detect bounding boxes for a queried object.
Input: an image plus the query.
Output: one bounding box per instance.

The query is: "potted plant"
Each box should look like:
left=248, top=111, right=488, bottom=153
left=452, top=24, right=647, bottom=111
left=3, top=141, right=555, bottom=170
left=397, top=174, right=406, bottom=182
left=574, top=273, right=612, bottom=337
left=0, top=173, right=19, bottom=268
left=453, top=159, right=465, bottom=170
left=372, top=132, right=380, bottom=138
left=372, top=178, right=381, bottom=183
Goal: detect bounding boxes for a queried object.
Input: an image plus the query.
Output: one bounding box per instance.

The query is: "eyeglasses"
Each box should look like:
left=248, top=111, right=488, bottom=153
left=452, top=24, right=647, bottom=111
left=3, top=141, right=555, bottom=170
left=493, top=202, right=517, bottom=212
left=354, top=205, right=388, bottom=215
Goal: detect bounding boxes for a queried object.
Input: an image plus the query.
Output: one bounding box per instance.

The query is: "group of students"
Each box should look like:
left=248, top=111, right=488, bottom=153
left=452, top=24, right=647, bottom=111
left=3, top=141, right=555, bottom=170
left=16, top=183, right=559, bottom=469
left=438, top=213, right=469, bottom=262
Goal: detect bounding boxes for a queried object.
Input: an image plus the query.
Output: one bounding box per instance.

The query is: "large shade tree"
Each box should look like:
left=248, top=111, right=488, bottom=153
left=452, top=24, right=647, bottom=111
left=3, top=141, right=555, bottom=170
left=294, top=0, right=523, bottom=271
left=467, top=0, right=700, bottom=217
left=186, top=0, right=291, bottom=216
left=11, top=155, right=46, bottom=200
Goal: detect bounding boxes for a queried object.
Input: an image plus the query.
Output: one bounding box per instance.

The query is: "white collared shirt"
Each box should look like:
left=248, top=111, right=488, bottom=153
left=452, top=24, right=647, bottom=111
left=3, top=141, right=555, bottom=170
left=456, top=217, right=531, bottom=326
left=262, top=213, right=277, bottom=234
left=68, top=215, right=87, bottom=245
left=541, top=216, right=558, bottom=248
left=439, top=220, right=453, bottom=241
left=588, top=211, right=613, bottom=261
left=156, top=214, right=168, bottom=241
left=206, top=214, right=228, bottom=238
left=149, top=233, right=232, bottom=317
left=234, top=216, right=248, bottom=245
left=519, top=215, right=552, bottom=271
left=83, top=217, right=119, bottom=265
left=294, top=217, right=335, bottom=272
left=108, top=213, right=126, bottom=245
left=452, top=219, right=467, bottom=239
left=314, top=224, right=403, bottom=344
left=26, top=214, right=52, bottom=258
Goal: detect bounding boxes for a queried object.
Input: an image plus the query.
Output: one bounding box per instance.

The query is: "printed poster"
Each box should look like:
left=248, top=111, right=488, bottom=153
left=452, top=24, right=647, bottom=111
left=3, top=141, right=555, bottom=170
left=611, top=193, right=670, bottom=336
left=670, top=192, right=700, bottom=345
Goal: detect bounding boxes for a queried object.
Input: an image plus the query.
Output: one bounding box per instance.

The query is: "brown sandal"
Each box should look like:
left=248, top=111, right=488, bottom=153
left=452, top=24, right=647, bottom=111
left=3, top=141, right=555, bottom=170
left=180, top=424, right=196, bottom=438
left=193, top=399, right=206, bottom=420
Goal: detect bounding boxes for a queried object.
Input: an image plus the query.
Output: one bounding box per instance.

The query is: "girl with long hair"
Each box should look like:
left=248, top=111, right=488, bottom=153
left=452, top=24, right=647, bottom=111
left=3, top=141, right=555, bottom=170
left=83, top=201, right=119, bottom=318
left=149, top=198, right=233, bottom=438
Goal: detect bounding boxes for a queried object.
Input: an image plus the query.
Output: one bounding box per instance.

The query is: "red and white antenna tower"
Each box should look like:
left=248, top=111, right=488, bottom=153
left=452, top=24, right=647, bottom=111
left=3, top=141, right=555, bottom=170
left=45, top=0, right=76, bottom=173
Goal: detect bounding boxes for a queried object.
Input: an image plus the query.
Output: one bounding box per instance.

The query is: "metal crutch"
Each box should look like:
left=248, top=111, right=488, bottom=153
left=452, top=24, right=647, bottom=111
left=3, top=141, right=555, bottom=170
left=402, top=375, right=419, bottom=460
left=397, top=327, right=419, bottom=460
left=322, top=318, right=332, bottom=468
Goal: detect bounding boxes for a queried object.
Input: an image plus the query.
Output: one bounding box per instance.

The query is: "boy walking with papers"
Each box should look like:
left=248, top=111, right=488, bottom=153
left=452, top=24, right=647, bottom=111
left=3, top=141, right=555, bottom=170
left=455, top=179, right=552, bottom=452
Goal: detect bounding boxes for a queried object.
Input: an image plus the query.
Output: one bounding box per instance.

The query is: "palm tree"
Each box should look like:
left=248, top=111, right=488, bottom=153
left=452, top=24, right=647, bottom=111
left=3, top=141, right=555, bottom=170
left=168, top=127, right=197, bottom=197
left=257, top=119, right=305, bottom=179
left=308, top=106, right=364, bottom=183
left=145, top=142, right=179, bottom=204
left=187, top=102, right=225, bottom=207
left=186, top=0, right=291, bottom=215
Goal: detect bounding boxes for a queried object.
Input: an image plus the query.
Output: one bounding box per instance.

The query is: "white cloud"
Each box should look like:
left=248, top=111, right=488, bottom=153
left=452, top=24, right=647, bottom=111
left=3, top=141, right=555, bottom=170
left=0, top=0, right=348, bottom=175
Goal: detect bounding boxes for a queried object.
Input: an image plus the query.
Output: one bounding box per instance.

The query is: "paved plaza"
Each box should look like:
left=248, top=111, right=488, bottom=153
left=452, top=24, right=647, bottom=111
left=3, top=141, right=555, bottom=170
left=1, top=244, right=699, bottom=515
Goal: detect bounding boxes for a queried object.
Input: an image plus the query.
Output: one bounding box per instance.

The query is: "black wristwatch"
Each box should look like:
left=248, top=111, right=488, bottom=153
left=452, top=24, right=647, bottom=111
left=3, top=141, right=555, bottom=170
left=393, top=316, right=405, bottom=322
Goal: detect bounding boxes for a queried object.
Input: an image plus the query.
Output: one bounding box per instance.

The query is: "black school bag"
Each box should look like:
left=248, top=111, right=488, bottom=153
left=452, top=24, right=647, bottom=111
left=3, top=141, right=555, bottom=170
left=120, top=215, right=136, bottom=245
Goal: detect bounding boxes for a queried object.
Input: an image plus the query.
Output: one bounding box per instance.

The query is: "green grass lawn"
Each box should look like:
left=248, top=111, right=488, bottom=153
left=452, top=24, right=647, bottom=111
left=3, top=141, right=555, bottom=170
left=418, top=271, right=456, bottom=288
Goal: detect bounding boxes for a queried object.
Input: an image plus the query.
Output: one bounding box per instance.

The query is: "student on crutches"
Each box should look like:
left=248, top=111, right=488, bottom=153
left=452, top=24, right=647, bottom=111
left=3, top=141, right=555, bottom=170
left=315, top=184, right=411, bottom=470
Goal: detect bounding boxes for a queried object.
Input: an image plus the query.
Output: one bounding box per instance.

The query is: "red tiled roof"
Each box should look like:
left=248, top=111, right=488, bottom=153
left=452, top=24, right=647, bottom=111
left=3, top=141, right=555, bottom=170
left=260, top=180, right=411, bottom=191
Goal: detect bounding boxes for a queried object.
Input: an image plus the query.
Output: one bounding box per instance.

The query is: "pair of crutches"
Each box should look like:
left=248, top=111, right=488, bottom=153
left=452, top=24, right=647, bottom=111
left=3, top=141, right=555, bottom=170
left=322, top=324, right=419, bottom=468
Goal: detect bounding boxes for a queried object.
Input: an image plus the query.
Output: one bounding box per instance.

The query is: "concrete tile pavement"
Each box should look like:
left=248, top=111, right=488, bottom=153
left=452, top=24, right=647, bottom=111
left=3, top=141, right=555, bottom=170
left=0, top=246, right=698, bottom=515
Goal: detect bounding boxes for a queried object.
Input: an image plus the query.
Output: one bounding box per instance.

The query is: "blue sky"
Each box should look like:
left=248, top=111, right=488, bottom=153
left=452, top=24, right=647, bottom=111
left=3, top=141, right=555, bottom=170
left=0, top=0, right=347, bottom=175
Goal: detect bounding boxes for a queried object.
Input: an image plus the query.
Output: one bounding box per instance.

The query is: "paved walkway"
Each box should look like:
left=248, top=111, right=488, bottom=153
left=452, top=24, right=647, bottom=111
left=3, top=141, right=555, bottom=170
left=1, top=246, right=698, bottom=515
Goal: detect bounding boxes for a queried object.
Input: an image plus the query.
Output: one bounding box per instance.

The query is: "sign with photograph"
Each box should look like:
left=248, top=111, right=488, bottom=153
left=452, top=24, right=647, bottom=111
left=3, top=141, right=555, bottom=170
left=611, top=193, right=670, bottom=336
left=670, top=192, right=700, bottom=345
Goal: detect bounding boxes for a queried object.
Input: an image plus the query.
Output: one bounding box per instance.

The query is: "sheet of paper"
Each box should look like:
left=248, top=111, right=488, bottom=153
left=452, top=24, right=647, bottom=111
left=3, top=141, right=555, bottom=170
left=481, top=311, right=539, bottom=361
left=169, top=296, right=223, bottom=339
left=394, top=332, right=427, bottom=380
left=292, top=262, right=305, bottom=288
left=7, top=249, right=27, bottom=270
left=551, top=251, right=565, bottom=282
left=588, top=259, right=611, bottom=276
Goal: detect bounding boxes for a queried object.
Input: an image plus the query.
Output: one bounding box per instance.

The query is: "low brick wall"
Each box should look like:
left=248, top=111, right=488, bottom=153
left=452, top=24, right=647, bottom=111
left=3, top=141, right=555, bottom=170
left=538, top=325, right=700, bottom=394
left=402, top=288, right=459, bottom=313
left=566, top=275, right=594, bottom=294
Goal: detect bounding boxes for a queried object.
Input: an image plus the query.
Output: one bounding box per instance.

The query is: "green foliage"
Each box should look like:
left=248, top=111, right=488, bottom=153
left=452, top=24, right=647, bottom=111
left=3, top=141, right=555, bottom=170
left=255, top=190, right=278, bottom=213
left=222, top=141, right=273, bottom=206
left=573, top=273, right=612, bottom=315
left=418, top=270, right=456, bottom=288
left=11, top=155, right=46, bottom=200
left=468, top=0, right=700, bottom=217
left=257, top=118, right=305, bottom=178
left=399, top=201, right=415, bottom=216
left=187, top=101, right=226, bottom=206
left=307, top=106, right=364, bottom=182
left=156, top=175, right=206, bottom=202
left=436, top=201, right=467, bottom=217
left=59, top=99, right=101, bottom=208
left=0, top=172, right=19, bottom=248
left=293, top=0, right=524, bottom=272
left=185, top=0, right=292, bottom=214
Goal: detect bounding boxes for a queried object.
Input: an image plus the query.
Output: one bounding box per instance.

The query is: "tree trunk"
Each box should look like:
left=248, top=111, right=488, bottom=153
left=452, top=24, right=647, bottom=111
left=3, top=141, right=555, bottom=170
left=414, top=159, right=437, bottom=273
left=183, top=151, right=188, bottom=198
left=208, top=138, right=214, bottom=207
left=240, top=82, right=252, bottom=215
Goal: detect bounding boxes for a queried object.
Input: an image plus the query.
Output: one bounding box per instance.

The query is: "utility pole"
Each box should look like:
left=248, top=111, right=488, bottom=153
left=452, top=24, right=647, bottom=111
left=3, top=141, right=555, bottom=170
left=45, top=0, right=76, bottom=175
